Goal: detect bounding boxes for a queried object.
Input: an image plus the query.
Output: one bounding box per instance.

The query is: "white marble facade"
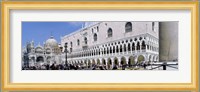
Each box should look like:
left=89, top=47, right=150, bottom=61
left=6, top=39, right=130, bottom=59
left=60, top=22, right=159, bottom=69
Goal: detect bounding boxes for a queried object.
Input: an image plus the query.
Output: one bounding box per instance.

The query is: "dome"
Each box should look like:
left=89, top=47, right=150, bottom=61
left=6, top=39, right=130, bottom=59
left=45, top=36, right=58, bottom=48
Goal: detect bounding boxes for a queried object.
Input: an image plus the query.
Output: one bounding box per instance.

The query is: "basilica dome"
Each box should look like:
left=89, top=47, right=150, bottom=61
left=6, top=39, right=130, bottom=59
left=45, top=36, right=58, bottom=48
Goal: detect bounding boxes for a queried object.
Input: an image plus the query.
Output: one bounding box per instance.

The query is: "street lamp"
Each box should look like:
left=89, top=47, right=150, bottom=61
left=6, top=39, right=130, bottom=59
left=64, top=43, right=68, bottom=67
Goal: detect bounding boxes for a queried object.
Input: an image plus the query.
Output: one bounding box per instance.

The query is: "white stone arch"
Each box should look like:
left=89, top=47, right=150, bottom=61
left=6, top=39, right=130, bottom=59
left=148, top=54, right=153, bottom=62
left=96, top=48, right=98, bottom=55
left=96, top=58, right=100, bottom=65
left=128, top=55, right=135, bottom=66
left=93, top=49, right=96, bottom=56
left=127, top=42, right=131, bottom=51
left=137, top=54, right=146, bottom=63
left=107, top=58, right=112, bottom=69
left=36, top=55, right=44, bottom=63
left=132, top=42, right=136, bottom=51
left=103, top=47, right=106, bottom=55
left=141, top=40, right=146, bottom=50
left=92, top=49, right=94, bottom=56
left=111, top=45, right=115, bottom=54
left=116, top=45, right=119, bottom=53
left=153, top=55, right=157, bottom=62
left=84, top=60, right=87, bottom=64
left=95, top=49, right=97, bottom=55
left=156, top=55, right=159, bottom=61
left=79, top=60, right=82, bottom=64
left=120, top=56, right=127, bottom=65
left=113, top=57, right=119, bottom=66
left=91, top=59, right=95, bottom=65
left=119, top=44, right=123, bottom=53
left=70, top=61, right=73, bottom=64
left=88, top=59, right=92, bottom=65
left=101, top=58, right=106, bottom=65
left=109, top=46, right=112, bottom=54
left=123, top=43, right=127, bottom=52
left=136, top=41, right=140, bottom=50
left=106, top=46, right=109, bottom=54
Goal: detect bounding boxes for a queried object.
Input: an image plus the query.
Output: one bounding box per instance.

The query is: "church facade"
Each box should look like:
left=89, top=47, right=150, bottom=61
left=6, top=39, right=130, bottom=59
left=22, top=36, right=65, bottom=68
left=60, top=22, right=159, bottom=69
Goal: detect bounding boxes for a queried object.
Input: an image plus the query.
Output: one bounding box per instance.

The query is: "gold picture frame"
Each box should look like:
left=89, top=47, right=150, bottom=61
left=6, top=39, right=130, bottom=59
left=1, top=1, right=199, bottom=91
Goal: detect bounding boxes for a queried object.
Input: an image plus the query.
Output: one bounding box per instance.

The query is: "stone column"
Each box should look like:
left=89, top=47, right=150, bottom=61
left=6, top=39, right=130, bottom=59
left=130, top=44, right=133, bottom=53
left=112, top=61, right=114, bottom=69
left=119, top=60, right=122, bottom=68
left=122, top=47, right=124, bottom=54
left=115, top=46, right=117, bottom=55
left=135, top=46, right=137, bottom=53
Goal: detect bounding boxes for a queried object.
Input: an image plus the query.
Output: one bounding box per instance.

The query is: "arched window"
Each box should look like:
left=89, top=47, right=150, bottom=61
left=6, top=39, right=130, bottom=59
left=124, top=44, right=126, bottom=52
left=110, top=47, right=112, bottom=53
left=152, top=22, right=155, bottom=31
left=104, top=48, right=106, bottom=54
left=120, top=45, right=122, bottom=52
left=107, top=47, right=109, bottom=54
left=125, top=22, right=132, bottom=33
left=128, top=43, right=131, bottom=51
left=77, top=39, right=80, bottom=46
left=116, top=46, right=119, bottom=53
left=107, top=28, right=113, bottom=37
left=113, top=47, right=115, bottom=53
left=142, top=41, right=146, bottom=50
left=84, top=37, right=87, bottom=44
left=137, top=42, right=140, bottom=50
left=93, top=33, right=97, bottom=41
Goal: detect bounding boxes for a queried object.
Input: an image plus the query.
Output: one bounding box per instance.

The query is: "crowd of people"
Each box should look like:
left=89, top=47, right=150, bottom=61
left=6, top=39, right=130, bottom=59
left=22, top=61, right=154, bottom=70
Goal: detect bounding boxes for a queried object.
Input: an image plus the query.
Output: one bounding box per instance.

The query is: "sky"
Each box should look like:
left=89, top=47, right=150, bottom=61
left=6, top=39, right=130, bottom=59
left=22, top=22, right=85, bottom=47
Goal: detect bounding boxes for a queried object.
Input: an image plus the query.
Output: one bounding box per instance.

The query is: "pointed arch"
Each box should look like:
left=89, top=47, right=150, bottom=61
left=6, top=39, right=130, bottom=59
left=128, top=43, right=131, bottom=51
left=121, top=56, right=126, bottom=65
left=128, top=56, right=135, bottom=66
left=93, top=33, right=97, bottom=41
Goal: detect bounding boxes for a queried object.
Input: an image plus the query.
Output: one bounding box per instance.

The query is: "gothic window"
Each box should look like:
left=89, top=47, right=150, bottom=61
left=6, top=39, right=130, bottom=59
left=77, top=39, right=80, bottom=46
left=142, top=41, right=146, bottom=50
left=113, top=46, right=115, bottom=53
left=124, top=44, right=126, bottom=52
left=116, top=46, right=119, bottom=53
left=152, top=22, right=155, bottom=31
left=84, top=37, right=87, bottom=44
left=94, top=33, right=97, bottom=41
left=107, top=28, right=113, bottom=37
left=104, top=48, right=106, bottom=54
left=120, top=45, right=122, bottom=52
left=128, top=43, right=131, bottom=51
left=137, top=42, right=140, bottom=50
left=125, top=22, right=132, bottom=33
